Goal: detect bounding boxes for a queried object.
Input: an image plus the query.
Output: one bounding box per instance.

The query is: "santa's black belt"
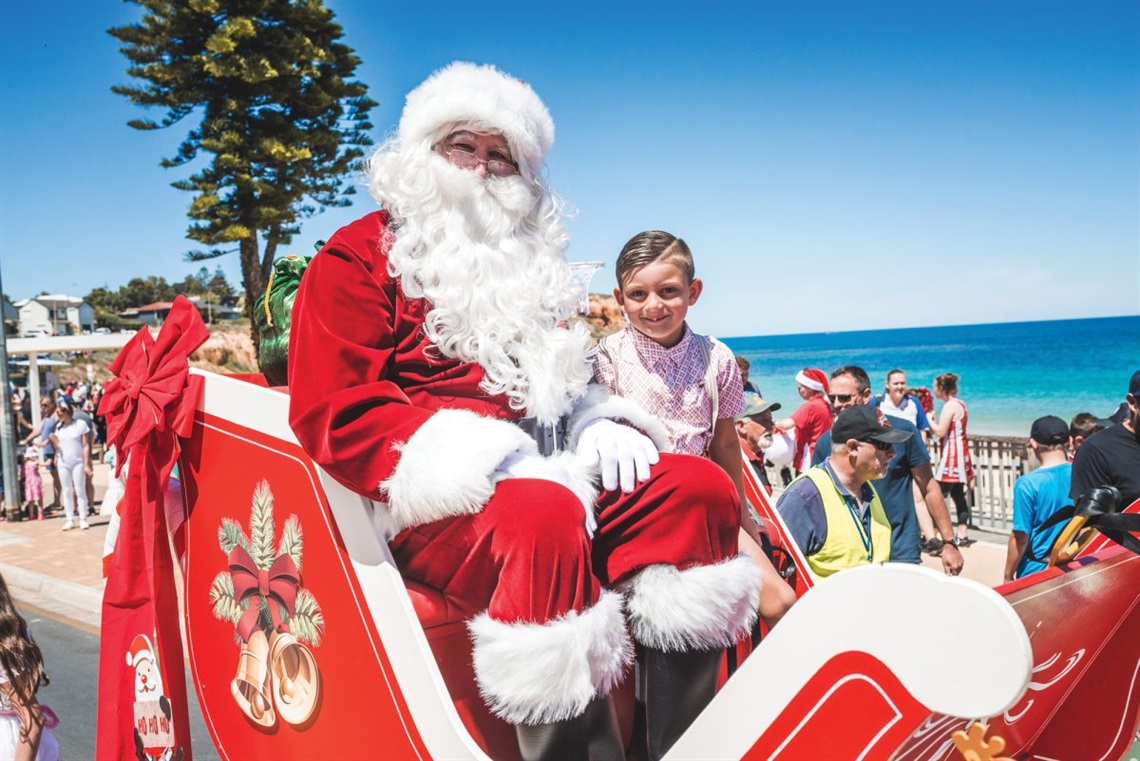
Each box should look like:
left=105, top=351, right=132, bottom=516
left=514, top=416, right=569, bottom=457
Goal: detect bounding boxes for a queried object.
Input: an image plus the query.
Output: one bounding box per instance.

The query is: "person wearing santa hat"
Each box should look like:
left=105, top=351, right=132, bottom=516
left=287, top=62, right=759, bottom=761
left=775, top=368, right=834, bottom=474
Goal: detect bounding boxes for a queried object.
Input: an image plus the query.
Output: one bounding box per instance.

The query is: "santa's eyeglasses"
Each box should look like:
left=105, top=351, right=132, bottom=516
left=436, top=144, right=519, bottom=178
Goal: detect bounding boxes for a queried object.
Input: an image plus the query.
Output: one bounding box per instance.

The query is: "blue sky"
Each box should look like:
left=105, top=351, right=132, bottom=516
left=1, top=0, right=1137, bottom=337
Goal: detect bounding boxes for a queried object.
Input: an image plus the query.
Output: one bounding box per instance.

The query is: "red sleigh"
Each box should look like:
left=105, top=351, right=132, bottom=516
left=167, top=368, right=1140, bottom=760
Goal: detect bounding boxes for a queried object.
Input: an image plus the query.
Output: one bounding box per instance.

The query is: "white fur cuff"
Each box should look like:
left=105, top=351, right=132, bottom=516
left=623, top=555, right=760, bottom=652
left=468, top=590, right=633, bottom=725
left=382, top=409, right=537, bottom=531
left=567, top=384, right=673, bottom=454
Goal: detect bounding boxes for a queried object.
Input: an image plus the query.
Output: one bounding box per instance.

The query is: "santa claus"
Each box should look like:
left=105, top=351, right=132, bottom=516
left=288, top=62, right=759, bottom=760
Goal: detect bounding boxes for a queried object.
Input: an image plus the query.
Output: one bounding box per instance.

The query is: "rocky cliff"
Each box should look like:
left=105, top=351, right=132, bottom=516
left=575, top=293, right=626, bottom=339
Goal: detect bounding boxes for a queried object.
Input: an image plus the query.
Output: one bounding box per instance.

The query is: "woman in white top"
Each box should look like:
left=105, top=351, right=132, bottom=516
left=48, top=398, right=92, bottom=531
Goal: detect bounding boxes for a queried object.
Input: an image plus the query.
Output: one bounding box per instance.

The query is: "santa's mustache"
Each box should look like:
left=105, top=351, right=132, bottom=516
left=431, top=158, right=538, bottom=234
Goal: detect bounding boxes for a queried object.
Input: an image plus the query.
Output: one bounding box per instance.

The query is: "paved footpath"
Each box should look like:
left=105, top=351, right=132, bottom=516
left=1, top=459, right=113, bottom=628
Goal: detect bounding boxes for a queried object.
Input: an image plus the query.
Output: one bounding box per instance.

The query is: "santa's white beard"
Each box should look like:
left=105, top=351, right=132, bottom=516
left=371, top=147, right=593, bottom=424
left=756, top=432, right=775, bottom=451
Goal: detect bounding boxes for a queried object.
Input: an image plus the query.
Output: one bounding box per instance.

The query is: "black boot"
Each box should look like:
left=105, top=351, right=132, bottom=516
left=640, top=647, right=722, bottom=761
left=515, top=695, right=624, bottom=761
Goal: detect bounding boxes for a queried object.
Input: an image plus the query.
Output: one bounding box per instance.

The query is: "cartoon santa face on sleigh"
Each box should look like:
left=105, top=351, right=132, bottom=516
left=127, top=633, right=181, bottom=761
left=127, top=634, right=164, bottom=702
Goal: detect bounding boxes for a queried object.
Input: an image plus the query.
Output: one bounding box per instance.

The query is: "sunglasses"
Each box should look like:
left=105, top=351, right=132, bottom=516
left=828, top=393, right=856, bottom=404
left=860, top=438, right=895, bottom=452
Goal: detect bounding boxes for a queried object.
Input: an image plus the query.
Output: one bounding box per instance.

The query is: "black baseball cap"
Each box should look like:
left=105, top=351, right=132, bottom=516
left=1030, top=415, right=1068, bottom=445
left=1129, top=369, right=1140, bottom=396
left=831, top=405, right=912, bottom=445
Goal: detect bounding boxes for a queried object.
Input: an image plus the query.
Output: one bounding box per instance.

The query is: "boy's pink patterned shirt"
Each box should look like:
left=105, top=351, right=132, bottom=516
left=593, top=324, right=745, bottom=455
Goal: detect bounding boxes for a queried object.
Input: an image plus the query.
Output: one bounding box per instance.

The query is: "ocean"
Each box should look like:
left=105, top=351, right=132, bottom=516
left=722, top=315, right=1140, bottom=436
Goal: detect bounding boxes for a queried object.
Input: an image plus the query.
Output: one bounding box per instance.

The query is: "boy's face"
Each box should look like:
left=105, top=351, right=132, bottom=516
left=614, top=260, right=702, bottom=348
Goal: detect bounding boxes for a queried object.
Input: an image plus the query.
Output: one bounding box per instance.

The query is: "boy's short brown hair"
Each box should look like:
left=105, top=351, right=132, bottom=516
left=1069, top=412, right=1104, bottom=441
left=615, top=230, right=694, bottom=288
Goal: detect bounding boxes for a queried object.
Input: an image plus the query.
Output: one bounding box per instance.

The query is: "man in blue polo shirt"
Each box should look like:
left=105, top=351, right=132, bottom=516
left=811, top=366, right=964, bottom=576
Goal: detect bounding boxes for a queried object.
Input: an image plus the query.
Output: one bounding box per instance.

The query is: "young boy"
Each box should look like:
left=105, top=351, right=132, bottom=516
left=593, top=230, right=795, bottom=626
left=1004, top=416, right=1073, bottom=581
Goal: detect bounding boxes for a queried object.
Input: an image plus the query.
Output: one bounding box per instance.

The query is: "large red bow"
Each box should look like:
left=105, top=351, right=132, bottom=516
left=97, top=296, right=210, bottom=761
left=99, top=296, right=209, bottom=471
left=229, top=546, right=300, bottom=641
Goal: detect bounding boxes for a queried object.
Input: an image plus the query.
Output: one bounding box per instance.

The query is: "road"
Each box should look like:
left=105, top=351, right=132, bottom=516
left=17, top=602, right=221, bottom=760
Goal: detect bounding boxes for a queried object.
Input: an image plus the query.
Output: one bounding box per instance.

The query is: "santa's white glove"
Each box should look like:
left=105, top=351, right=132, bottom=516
left=575, top=419, right=659, bottom=493
left=493, top=451, right=597, bottom=537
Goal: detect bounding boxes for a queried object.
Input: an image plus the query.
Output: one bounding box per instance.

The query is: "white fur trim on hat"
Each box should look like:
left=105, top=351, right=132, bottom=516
left=125, top=633, right=155, bottom=668
left=399, top=61, right=554, bottom=173
left=468, top=590, right=633, bottom=725
left=622, top=555, right=760, bottom=652
left=382, top=408, right=537, bottom=532
left=795, top=368, right=828, bottom=395
left=566, top=384, right=673, bottom=455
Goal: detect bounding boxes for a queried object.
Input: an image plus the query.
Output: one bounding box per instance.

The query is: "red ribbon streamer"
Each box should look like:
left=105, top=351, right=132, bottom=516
left=96, top=296, right=208, bottom=761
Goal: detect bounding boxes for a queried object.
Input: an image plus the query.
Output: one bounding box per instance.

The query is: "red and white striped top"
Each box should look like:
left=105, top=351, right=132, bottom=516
left=935, top=397, right=974, bottom=483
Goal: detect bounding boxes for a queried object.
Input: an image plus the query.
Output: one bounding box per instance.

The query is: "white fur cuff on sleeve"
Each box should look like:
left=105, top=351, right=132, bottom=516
left=623, top=554, right=760, bottom=652
left=382, top=408, right=537, bottom=531
left=567, top=384, right=673, bottom=454
left=468, top=589, right=633, bottom=725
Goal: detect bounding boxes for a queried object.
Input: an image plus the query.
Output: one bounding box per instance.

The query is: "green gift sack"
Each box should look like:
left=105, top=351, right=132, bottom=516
left=255, top=254, right=312, bottom=387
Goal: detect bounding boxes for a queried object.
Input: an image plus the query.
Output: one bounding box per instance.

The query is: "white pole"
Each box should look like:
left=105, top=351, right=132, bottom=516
left=29, top=356, right=41, bottom=430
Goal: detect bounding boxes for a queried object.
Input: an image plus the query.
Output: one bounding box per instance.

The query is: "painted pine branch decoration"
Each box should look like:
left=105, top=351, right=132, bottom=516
left=279, top=515, right=303, bottom=571
left=218, top=518, right=250, bottom=555
left=249, top=479, right=276, bottom=570
left=209, top=572, right=242, bottom=624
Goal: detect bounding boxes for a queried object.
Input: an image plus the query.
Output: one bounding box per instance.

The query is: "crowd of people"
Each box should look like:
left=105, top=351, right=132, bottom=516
left=733, top=362, right=1140, bottom=585
left=4, top=379, right=112, bottom=530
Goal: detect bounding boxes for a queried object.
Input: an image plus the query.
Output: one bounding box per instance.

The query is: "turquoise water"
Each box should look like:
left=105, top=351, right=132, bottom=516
left=723, top=316, right=1140, bottom=436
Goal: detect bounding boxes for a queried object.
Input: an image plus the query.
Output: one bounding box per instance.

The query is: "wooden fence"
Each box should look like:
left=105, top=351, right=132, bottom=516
left=929, top=435, right=1030, bottom=532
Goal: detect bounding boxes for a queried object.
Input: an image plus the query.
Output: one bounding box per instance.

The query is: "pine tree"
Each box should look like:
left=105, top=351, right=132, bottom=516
left=109, top=0, right=375, bottom=350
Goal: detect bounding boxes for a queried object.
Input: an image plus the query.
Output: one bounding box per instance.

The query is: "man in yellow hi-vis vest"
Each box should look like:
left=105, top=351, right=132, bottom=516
left=777, top=405, right=913, bottom=579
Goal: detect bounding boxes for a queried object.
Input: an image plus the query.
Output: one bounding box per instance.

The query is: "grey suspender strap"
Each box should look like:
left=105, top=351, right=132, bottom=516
left=597, top=336, right=617, bottom=391
left=699, top=335, right=718, bottom=426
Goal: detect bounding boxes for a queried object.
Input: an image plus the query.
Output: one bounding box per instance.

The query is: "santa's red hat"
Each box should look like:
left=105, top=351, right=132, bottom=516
left=795, top=368, right=830, bottom=396
left=125, top=633, right=155, bottom=668
left=399, top=61, right=555, bottom=174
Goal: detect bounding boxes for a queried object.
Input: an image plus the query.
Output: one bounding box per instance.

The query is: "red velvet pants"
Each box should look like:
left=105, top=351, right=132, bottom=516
left=389, top=453, right=740, bottom=626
